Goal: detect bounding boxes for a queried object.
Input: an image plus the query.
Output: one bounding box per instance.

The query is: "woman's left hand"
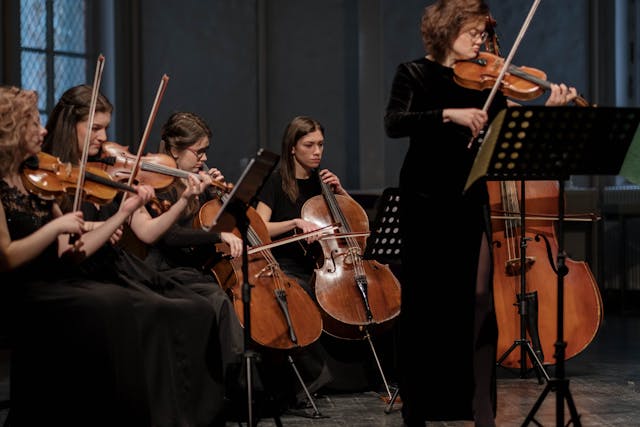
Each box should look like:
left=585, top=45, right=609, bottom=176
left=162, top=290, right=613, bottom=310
left=319, top=169, right=347, bottom=196
left=545, top=83, right=578, bottom=106
left=181, top=174, right=207, bottom=200
left=220, top=232, right=243, bottom=258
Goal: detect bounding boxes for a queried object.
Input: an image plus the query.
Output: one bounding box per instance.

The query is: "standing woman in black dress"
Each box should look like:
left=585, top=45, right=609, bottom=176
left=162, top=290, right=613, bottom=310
left=384, top=1, right=577, bottom=426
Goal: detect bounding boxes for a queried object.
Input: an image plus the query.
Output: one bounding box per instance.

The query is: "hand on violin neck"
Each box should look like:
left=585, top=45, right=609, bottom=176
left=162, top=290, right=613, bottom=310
left=180, top=173, right=207, bottom=201
left=119, top=184, right=155, bottom=216
left=544, top=83, right=578, bottom=106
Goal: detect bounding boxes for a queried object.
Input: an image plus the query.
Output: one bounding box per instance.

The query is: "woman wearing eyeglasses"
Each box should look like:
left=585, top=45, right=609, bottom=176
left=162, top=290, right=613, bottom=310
left=43, top=86, right=228, bottom=427
left=383, top=1, right=577, bottom=426
left=148, top=111, right=246, bottom=390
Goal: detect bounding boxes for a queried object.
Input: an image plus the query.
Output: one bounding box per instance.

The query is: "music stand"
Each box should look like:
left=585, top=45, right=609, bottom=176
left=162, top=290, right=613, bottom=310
left=202, top=148, right=280, bottom=427
left=360, top=188, right=403, bottom=413
left=465, top=106, right=640, bottom=427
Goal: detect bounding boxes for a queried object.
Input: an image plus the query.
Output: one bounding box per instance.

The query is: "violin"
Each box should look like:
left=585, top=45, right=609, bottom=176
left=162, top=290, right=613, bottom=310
left=90, top=142, right=236, bottom=193
left=88, top=141, right=178, bottom=189
left=452, top=52, right=590, bottom=106
left=22, top=152, right=137, bottom=204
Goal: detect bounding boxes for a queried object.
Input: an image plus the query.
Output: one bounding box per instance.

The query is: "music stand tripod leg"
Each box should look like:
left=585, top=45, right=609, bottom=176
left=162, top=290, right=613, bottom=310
left=496, top=180, right=548, bottom=383
left=384, top=385, right=401, bottom=414
left=523, top=180, right=582, bottom=427
left=286, top=355, right=324, bottom=418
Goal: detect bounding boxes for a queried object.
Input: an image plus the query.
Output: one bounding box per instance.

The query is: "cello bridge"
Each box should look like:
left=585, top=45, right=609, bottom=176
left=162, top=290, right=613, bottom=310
left=505, top=256, right=536, bottom=276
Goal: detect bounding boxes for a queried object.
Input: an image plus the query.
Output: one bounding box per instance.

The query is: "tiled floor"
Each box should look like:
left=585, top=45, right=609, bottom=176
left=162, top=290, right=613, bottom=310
left=228, top=313, right=640, bottom=426
left=1, top=313, right=639, bottom=426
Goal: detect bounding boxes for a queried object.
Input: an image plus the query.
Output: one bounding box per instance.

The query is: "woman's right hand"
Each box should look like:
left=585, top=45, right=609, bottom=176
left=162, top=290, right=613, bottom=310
left=443, top=108, right=488, bottom=137
left=294, top=218, right=323, bottom=243
left=52, top=211, right=85, bottom=236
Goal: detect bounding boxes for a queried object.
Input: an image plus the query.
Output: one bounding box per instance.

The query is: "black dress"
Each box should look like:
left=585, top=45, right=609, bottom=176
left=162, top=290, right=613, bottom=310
left=384, top=57, right=504, bottom=423
left=143, top=187, right=245, bottom=387
left=0, top=180, right=150, bottom=427
left=76, top=198, right=227, bottom=427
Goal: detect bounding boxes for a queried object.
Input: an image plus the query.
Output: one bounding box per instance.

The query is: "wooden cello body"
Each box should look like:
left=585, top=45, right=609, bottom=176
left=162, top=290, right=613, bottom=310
left=489, top=180, right=603, bottom=368
left=301, top=183, right=401, bottom=340
left=196, top=199, right=323, bottom=350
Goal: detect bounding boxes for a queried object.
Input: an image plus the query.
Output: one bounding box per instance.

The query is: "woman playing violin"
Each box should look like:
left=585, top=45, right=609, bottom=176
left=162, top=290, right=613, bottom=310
left=0, top=85, right=158, bottom=426
left=383, top=1, right=578, bottom=426
left=42, top=84, right=228, bottom=427
left=148, top=111, right=245, bottom=384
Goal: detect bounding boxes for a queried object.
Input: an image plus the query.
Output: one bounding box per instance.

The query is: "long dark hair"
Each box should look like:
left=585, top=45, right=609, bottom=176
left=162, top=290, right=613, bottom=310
left=43, top=84, right=113, bottom=164
left=279, top=115, right=324, bottom=203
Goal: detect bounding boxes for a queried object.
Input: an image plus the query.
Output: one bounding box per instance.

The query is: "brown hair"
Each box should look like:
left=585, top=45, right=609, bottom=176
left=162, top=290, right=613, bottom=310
left=279, top=115, right=324, bottom=203
left=0, top=86, right=39, bottom=176
left=43, top=84, right=113, bottom=164
left=421, top=0, right=490, bottom=63
left=159, top=111, right=212, bottom=155
left=160, top=111, right=213, bottom=218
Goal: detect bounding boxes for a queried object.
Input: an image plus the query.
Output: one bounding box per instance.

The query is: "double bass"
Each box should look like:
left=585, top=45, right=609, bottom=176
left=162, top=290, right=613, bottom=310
left=490, top=180, right=603, bottom=368
left=301, top=175, right=401, bottom=339
left=195, top=193, right=324, bottom=350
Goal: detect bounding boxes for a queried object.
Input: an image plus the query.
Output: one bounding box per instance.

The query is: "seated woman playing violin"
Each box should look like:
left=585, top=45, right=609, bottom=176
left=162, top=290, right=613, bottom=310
left=42, top=84, right=228, bottom=427
left=0, top=85, right=157, bottom=426
left=383, top=1, right=579, bottom=426
left=147, top=111, right=246, bottom=387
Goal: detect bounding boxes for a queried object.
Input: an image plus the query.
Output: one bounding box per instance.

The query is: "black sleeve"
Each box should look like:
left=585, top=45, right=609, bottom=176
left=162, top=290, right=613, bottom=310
left=160, top=223, right=223, bottom=247
left=384, top=62, right=444, bottom=138
left=257, top=171, right=278, bottom=209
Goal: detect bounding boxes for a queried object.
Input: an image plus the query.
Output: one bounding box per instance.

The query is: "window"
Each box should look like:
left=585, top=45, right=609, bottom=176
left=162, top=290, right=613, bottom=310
left=20, top=0, right=89, bottom=121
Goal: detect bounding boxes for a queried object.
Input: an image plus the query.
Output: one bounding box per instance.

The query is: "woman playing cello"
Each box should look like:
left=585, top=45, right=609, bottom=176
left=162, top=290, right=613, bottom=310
left=383, top=1, right=578, bottom=426
left=255, top=115, right=378, bottom=405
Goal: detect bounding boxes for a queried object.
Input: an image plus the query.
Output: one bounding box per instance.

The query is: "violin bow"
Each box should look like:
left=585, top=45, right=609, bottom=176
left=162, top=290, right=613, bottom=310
left=119, top=74, right=170, bottom=207
left=468, top=0, right=542, bottom=149
left=72, top=54, right=106, bottom=213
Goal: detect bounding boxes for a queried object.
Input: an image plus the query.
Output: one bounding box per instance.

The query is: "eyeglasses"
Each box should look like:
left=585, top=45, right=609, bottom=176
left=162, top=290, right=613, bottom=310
left=185, top=146, right=208, bottom=159
left=466, top=29, right=489, bottom=43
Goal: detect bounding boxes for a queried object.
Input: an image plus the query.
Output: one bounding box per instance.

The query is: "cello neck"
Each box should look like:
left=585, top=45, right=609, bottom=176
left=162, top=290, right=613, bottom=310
left=318, top=173, right=351, bottom=234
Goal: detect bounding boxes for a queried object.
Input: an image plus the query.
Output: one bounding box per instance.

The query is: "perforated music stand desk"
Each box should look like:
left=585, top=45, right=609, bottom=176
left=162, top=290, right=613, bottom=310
left=200, top=148, right=279, bottom=232
left=364, top=187, right=402, bottom=268
left=465, top=106, right=640, bottom=427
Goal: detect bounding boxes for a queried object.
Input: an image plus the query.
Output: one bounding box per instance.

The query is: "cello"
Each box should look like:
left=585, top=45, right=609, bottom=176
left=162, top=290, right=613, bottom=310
left=300, top=175, right=402, bottom=340
left=489, top=180, right=603, bottom=368
left=195, top=194, right=324, bottom=351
